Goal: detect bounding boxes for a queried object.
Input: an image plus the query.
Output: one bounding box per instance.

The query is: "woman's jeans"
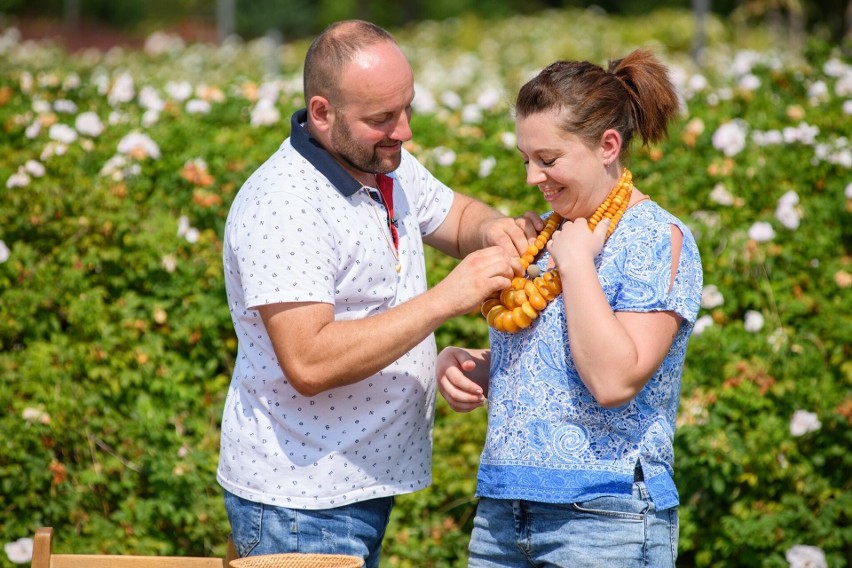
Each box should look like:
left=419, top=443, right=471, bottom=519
left=225, top=490, right=393, bottom=568
left=468, top=482, right=678, bottom=567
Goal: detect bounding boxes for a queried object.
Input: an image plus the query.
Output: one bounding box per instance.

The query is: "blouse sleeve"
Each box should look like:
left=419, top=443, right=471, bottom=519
left=605, top=215, right=702, bottom=324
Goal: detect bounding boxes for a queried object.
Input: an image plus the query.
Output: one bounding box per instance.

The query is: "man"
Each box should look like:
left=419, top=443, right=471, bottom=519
left=218, top=20, right=535, bottom=568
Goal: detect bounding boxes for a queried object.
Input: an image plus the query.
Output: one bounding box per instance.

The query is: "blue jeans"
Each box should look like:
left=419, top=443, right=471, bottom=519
left=468, top=482, right=678, bottom=567
left=224, top=490, right=393, bottom=568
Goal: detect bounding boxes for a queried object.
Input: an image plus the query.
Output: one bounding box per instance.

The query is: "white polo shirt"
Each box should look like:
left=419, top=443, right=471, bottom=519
left=217, top=110, right=455, bottom=508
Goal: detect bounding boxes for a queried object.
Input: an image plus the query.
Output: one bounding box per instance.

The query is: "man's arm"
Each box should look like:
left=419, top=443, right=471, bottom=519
left=259, top=245, right=515, bottom=396
left=424, top=191, right=542, bottom=260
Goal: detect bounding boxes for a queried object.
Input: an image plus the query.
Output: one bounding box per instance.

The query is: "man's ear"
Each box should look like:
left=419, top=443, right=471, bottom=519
left=307, top=96, right=334, bottom=133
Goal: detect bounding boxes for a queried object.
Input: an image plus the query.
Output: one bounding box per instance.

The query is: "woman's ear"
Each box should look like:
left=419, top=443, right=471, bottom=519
left=600, top=128, right=622, bottom=165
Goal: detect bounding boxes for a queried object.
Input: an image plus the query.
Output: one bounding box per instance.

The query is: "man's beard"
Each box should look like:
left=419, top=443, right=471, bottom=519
left=330, top=117, right=401, bottom=175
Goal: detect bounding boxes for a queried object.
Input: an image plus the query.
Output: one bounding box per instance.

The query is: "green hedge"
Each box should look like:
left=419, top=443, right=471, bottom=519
left=1, top=9, right=850, bottom=568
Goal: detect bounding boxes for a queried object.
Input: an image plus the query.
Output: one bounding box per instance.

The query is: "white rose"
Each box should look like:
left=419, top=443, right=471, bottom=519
left=4, top=538, right=33, bottom=564
left=785, top=544, right=827, bottom=568
left=692, top=314, right=714, bottom=336
left=712, top=120, right=747, bottom=157
left=743, top=310, right=764, bottom=333
left=700, top=284, right=724, bottom=309
left=748, top=221, right=775, bottom=242
left=789, top=410, right=821, bottom=437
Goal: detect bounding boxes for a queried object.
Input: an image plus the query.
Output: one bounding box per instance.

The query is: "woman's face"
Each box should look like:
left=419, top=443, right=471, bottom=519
left=516, top=110, right=609, bottom=220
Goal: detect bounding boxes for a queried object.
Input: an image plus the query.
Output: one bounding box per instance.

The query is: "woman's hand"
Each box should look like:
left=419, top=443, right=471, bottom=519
left=436, top=347, right=490, bottom=412
left=547, top=217, right=610, bottom=269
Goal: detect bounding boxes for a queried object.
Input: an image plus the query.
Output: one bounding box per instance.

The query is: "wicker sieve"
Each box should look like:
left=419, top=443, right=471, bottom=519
left=229, top=553, right=364, bottom=568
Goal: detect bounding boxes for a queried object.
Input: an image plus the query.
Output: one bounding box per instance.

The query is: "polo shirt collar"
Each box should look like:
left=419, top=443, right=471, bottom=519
left=289, top=108, right=363, bottom=197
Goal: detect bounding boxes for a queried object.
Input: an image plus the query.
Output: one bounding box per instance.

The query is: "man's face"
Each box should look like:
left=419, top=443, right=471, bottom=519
left=320, top=40, right=415, bottom=178
left=329, top=105, right=412, bottom=175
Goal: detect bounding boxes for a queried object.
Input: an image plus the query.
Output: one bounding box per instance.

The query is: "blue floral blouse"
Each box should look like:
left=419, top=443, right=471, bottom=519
left=477, top=201, right=703, bottom=511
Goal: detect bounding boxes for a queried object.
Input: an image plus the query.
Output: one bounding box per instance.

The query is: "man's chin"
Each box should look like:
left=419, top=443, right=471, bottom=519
left=377, top=153, right=402, bottom=173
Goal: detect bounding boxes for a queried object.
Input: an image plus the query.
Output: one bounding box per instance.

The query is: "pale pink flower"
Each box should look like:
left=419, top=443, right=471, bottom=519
left=75, top=111, right=104, bottom=137
left=412, top=87, right=437, bottom=114
left=250, top=98, right=280, bottom=127
left=4, top=537, right=33, bottom=564
left=117, top=131, right=160, bottom=160
left=692, top=315, right=714, bottom=336
left=807, top=80, right=829, bottom=105
left=738, top=74, right=761, bottom=91
left=440, top=90, right=462, bottom=110
left=53, top=99, right=77, bottom=114
left=161, top=254, right=177, bottom=273
left=186, top=99, right=211, bottom=114
left=432, top=147, right=457, bottom=167
left=22, top=407, right=51, bottom=424
left=6, top=171, right=30, bottom=188
left=24, top=160, right=45, bottom=177
left=700, top=284, right=724, bottom=309
left=775, top=190, right=801, bottom=230
left=166, top=80, right=193, bottom=102
left=144, top=31, right=185, bottom=55
left=108, top=72, right=135, bottom=106
left=476, top=87, right=503, bottom=110
left=500, top=131, right=516, bottom=150
left=712, top=120, right=747, bottom=157
left=790, top=410, right=821, bottom=437
left=709, top=183, right=734, bottom=206
left=138, top=85, right=165, bottom=112
left=478, top=156, right=497, bottom=178
left=743, top=310, right=764, bottom=333
left=785, top=544, right=826, bottom=568
left=748, top=221, right=775, bottom=242
left=0, top=240, right=9, bottom=263
left=177, top=215, right=200, bottom=243
left=49, top=123, right=78, bottom=144
left=461, top=104, right=482, bottom=124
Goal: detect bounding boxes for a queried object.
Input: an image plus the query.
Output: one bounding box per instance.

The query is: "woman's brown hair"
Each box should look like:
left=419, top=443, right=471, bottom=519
left=515, top=49, right=680, bottom=160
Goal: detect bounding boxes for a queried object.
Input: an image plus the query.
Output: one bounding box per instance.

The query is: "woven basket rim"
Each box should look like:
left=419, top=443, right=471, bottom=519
left=229, top=552, right=364, bottom=568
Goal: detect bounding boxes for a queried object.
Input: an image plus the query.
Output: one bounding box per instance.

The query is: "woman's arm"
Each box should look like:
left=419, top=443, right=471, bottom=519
left=550, top=219, right=683, bottom=407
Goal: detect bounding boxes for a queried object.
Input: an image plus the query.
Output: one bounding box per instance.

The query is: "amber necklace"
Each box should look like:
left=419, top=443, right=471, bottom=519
left=363, top=186, right=402, bottom=273
left=482, top=167, right=633, bottom=333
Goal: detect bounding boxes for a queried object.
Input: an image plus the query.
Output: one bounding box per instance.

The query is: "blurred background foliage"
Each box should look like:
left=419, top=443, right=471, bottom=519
left=0, top=2, right=850, bottom=568
left=0, top=0, right=850, bottom=47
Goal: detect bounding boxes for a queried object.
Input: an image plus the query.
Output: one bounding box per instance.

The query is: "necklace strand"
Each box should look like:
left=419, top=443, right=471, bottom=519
left=364, top=187, right=401, bottom=273
left=482, top=168, right=634, bottom=333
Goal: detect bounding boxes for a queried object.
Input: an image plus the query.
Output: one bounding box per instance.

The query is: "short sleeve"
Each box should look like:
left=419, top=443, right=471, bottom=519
left=394, top=150, right=454, bottom=237
left=232, top=190, right=337, bottom=309
left=602, top=212, right=702, bottom=324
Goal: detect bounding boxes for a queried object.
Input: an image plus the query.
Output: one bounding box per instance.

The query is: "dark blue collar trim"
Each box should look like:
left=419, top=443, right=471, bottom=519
left=289, top=109, right=363, bottom=197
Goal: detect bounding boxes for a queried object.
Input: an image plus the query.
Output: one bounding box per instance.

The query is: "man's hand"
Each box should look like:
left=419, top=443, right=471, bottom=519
left=481, top=211, right=543, bottom=262
left=432, top=246, right=516, bottom=316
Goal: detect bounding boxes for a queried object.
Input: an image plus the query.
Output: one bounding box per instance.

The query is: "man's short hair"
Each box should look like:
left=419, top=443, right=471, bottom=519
left=303, top=20, right=397, bottom=104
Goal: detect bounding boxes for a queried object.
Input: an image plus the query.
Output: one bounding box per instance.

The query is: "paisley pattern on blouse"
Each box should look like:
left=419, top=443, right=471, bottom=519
left=477, top=202, right=703, bottom=511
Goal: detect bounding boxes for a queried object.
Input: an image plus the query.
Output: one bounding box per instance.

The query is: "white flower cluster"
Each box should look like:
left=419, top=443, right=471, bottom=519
left=786, top=544, right=827, bottom=568
left=177, top=215, right=200, bottom=244
left=712, top=119, right=748, bottom=157
left=4, top=537, right=33, bottom=564
left=5, top=159, right=45, bottom=189
left=789, top=410, right=821, bottom=437
left=700, top=284, right=724, bottom=309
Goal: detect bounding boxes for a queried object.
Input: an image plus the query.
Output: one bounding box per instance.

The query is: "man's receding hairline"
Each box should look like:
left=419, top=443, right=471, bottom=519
left=304, top=20, right=398, bottom=103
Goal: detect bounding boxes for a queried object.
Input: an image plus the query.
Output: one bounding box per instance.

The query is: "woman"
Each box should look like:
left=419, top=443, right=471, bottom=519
left=437, top=49, right=703, bottom=567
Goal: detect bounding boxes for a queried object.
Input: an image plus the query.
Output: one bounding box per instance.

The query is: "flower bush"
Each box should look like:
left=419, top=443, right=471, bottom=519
left=1, top=9, right=850, bottom=568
